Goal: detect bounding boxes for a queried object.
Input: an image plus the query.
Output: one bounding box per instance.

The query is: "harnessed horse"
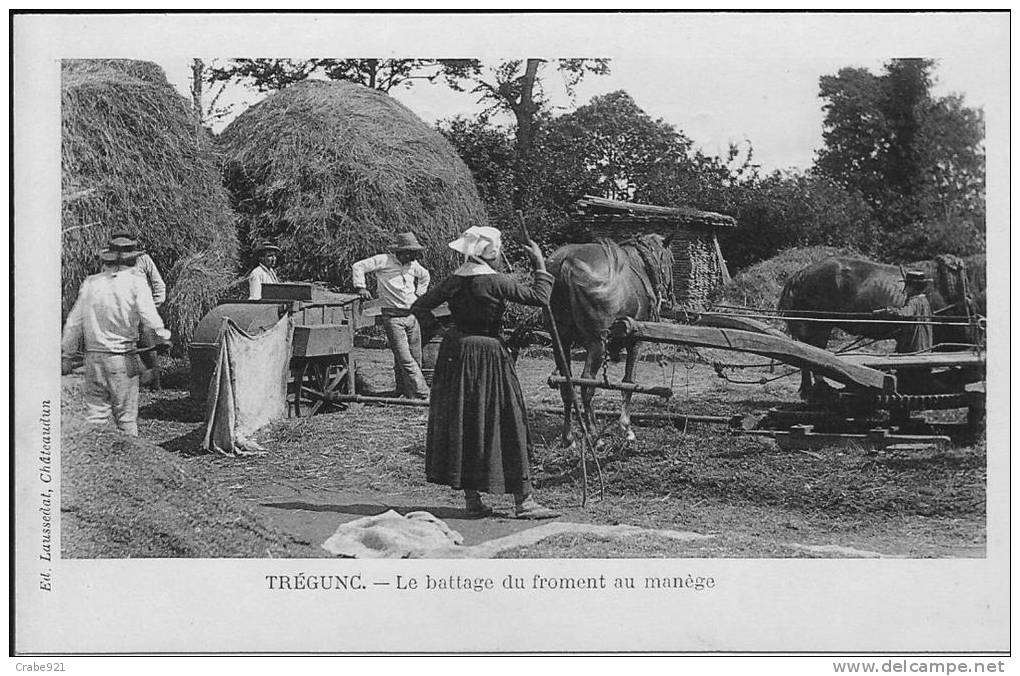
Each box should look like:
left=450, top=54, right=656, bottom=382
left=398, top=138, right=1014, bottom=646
left=546, top=233, right=675, bottom=446
left=778, top=253, right=985, bottom=397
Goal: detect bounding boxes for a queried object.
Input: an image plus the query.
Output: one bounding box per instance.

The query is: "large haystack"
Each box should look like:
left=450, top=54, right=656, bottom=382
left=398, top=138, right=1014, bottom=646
left=709, top=245, right=859, bottom=314
left=61, top=59, right=239, bottom=348
left=218, top=80, right=487, bottom=285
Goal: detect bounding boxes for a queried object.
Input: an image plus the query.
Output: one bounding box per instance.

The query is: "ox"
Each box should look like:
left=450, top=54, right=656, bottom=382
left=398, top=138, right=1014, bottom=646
left=778, top=254, right=985, bottom=396
left=545, top=234, right=675, bottom=447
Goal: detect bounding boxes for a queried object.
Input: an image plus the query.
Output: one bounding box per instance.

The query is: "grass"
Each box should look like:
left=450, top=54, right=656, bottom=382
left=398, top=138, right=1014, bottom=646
left=61, top=345, right=986, bottom=559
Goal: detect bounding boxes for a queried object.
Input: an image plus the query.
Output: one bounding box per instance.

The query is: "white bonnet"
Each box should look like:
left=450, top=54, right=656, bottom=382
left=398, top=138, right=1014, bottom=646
left=448, top=226, right=503, bottom=260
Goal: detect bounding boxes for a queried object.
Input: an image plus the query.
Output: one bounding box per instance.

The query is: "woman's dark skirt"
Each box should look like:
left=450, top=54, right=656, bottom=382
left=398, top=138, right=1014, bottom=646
left=425, top=329, right=532, bottom=495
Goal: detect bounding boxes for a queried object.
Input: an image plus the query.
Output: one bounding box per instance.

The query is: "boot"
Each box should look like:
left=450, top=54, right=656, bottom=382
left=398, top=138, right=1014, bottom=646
left=514, top=494, right=559, bottom=520
left=464, top=489, right=493, bottom=518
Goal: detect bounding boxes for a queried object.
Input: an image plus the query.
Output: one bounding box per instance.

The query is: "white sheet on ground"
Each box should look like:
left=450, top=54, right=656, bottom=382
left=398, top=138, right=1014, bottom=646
left=322, top=510, right=465, bottom=558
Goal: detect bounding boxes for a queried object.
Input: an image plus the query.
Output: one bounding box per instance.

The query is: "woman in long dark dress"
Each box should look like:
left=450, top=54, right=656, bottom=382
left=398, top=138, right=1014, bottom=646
left=411, top=226, right=558, bottom=519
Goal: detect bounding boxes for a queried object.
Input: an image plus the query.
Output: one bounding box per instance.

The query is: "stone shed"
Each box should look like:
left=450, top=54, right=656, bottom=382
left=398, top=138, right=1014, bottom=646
left=571, top=195, right=737, bottom=310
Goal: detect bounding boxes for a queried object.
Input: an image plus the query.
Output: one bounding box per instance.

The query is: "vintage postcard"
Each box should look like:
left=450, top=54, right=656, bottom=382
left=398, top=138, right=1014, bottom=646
left=11, top=11, right=1010, bottom=660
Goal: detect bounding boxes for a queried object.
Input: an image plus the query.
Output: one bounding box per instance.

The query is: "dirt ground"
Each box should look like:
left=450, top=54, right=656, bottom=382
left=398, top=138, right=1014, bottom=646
left=61, top=344, right=986, bottom=559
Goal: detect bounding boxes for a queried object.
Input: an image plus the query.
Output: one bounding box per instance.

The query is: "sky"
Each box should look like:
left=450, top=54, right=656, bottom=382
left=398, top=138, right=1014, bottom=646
left=19, top=11, right=1002, bottom=174
left=136, top=11, right=1006, bottom=174
left=154, top=48, right=999, bottom=174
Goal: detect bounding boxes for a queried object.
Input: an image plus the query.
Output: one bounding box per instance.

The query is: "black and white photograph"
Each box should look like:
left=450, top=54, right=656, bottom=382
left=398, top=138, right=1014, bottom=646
left=12, top=10, right=1010, bottom=661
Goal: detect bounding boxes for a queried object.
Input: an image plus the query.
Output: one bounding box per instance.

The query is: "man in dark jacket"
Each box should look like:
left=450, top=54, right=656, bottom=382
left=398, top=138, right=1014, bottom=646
left=874, top=269, right=934, bottom=394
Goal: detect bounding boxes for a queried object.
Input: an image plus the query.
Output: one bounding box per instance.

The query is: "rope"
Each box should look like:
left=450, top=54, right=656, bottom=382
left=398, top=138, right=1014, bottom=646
left=709, top=302, right=978, bottom=322
left=704, top=310, right=973, bottom=327
left=712, top=363, right=799, bottom=385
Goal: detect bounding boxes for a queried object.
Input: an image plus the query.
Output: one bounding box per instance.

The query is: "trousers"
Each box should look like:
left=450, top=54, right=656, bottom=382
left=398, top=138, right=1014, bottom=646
left=382, top=314, right=429, bottom=398
left=83, top=352, right=143, bottom=436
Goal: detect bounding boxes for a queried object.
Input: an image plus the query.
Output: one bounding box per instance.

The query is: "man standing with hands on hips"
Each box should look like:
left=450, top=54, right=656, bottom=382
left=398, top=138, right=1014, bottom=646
left=352, top=233, right=431, bottom=399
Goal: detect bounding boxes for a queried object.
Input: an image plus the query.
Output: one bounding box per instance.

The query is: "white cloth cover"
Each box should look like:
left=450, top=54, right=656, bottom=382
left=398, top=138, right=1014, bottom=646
left=202, top=314, right=293, bottom=456
left=322, top=510, right=465, bottom=558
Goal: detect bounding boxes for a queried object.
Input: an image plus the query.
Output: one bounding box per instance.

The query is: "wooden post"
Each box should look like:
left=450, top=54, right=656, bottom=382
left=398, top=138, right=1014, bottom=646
left=712, top=232, right=731, bottom=284
left=191, top=58, right=204, bottom=140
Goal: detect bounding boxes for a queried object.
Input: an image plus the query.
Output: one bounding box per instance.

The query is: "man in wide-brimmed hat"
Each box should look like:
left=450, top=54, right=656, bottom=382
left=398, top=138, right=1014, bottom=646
left=874, top=269, right=934, bottom=354
left=352, top=232, right=431, bottom=398
left=61, top=241, right=171, bottom=436
left=248, top=242, right=283, bottom=300
left=110, top=230, right=167, bottom=387
left=873, top=268, right=935, bottom=394
left=110, top=230, right=166, bottom=307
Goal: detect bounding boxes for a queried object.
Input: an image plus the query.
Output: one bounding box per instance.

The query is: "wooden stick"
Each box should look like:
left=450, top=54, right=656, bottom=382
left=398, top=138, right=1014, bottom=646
left=546, top=375, right=673, bottom=399
left=534, top=408, right=733, bottom=425
left=518, top=209, right=603, bottom=504
left=329, top=394, right=430, bottom=407
left=515, top=209, right=531, bottom=243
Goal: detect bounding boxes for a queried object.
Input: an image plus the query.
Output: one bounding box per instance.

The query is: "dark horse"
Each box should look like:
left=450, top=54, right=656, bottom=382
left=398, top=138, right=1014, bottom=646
left=546, top=234, right=675, bottom=446
left=778, top=253, right=986, bottom=396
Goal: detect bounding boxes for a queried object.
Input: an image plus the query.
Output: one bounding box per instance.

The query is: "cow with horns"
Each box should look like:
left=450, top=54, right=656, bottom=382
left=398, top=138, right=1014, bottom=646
left=778, top=253, right=986, bottom=397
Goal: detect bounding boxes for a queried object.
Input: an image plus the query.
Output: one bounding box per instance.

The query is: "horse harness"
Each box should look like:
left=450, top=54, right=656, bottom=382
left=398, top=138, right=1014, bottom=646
left=616, top=235, right=675, bottom=322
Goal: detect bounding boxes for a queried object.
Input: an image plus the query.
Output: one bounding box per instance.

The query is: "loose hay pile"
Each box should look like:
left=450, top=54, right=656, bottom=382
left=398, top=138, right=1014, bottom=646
left=61, top=418, right=319, bottom=558
left=61, top=59, right=239, bottom=348
left=218, top=80, right=487, bottom=286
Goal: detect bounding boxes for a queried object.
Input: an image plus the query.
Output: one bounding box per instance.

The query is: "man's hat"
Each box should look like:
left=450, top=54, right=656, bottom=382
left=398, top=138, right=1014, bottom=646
left=99, top=248, right=138, bottom=265
left=255, top=242, right=282, bottom=256
left=391, top=232, right=425, bottom=251
left=903, top=270, right=932, bottom=285
left=110, top=229, right=137, bottom=241
left=108, top=235, right=140, bottom=254
left=103, top=234, right=141, bottom=264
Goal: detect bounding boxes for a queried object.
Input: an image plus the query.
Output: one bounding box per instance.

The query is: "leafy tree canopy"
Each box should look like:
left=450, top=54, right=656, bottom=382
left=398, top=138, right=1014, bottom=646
left=815, top=58, right=985, bottom=258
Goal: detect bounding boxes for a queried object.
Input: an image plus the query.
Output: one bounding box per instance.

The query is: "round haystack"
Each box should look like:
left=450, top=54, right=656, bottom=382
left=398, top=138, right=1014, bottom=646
left=218, top=80, right=487, bottom=285
left=61, top=59, right=239, bottom=348
left=709, top=245, right=859, bottom=320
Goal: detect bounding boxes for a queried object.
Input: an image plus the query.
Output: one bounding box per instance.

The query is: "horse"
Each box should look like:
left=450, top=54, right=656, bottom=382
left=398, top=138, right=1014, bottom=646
left=545, top=233, right=675, bottom=447
left=778, top=253, right=986, bottom=396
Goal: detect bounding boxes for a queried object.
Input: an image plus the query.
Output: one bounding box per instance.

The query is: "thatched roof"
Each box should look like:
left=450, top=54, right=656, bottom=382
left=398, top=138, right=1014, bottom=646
left=574, top=195, right=737, bottom=228
left=217, top=80, right=487, bottom=285
left=61, top=59, right=239, bottom=348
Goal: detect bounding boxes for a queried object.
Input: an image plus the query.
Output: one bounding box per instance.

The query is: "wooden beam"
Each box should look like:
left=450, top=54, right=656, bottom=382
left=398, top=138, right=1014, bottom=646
left=741, top=425, right=951, bottom=451
left=546, top=375, right=673, bottom=399
left=329, top=394, right=430, bottom=407
left=534, top=407, right=732, bottom=425
left=839, top=352, right=986, bottom=371
left=610, top=317, right=892, bottom=392
left=695, top=312, right=785, bottom=336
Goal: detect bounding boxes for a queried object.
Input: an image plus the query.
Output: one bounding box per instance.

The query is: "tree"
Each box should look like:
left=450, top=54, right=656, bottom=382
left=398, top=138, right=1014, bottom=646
left=437, top=115, right=516, bottom=228
left=441, top=59, right=611, bottom=211
left=206, top=58, right=462, bottom=93
left=815, top=58, right=985, bottom=259
left=717, top=170, right=874, bottom=269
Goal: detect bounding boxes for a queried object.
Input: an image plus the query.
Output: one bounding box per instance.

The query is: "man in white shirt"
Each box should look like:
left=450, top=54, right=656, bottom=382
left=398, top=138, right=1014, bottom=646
left=248, top=242, right=282, bottom=300
left=61, top=246, right=172, bottom=436
left=352, top=232, right=431, bottom=398
left=110, top=231, right=167, bottom=385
